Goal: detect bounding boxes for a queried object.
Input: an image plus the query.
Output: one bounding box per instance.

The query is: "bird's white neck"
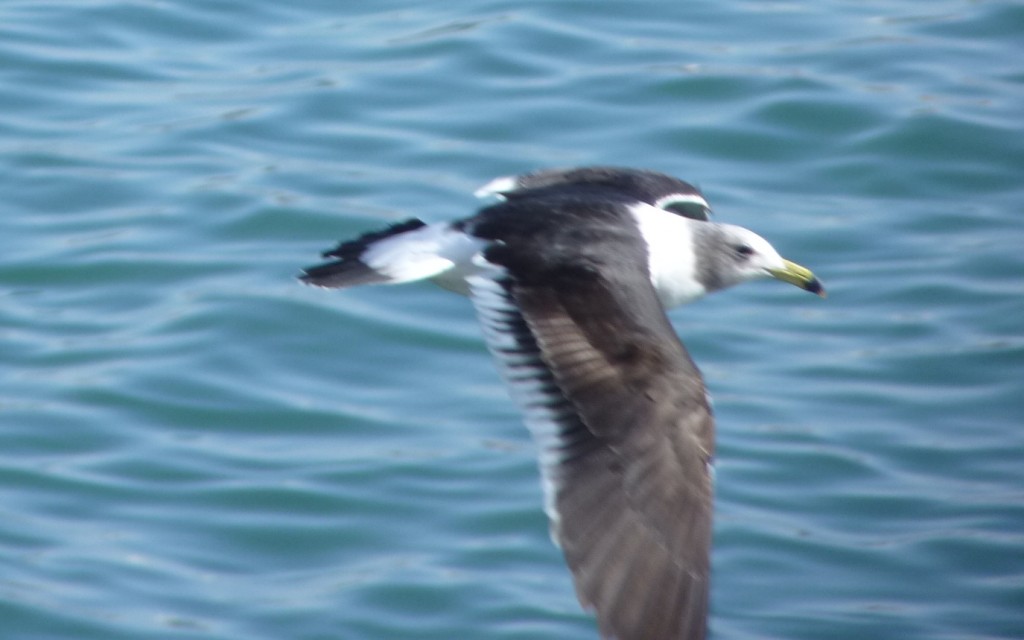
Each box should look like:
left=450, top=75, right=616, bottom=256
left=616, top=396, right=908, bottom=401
left=628, top=203, right=708, bottom=308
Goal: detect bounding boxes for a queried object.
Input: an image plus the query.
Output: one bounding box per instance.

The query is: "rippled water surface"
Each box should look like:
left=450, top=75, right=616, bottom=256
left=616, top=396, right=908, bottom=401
left=2, top=1, right=1022, bottom=638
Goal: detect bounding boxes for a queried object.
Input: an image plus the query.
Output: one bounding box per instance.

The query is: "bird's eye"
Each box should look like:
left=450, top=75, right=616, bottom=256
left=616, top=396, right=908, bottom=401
left=735, top=244, right=754, bottom=258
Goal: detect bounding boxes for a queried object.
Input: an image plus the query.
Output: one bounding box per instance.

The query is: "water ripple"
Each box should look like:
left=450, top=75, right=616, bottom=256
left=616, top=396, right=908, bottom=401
left=2, top=1, right=1023, bottom=639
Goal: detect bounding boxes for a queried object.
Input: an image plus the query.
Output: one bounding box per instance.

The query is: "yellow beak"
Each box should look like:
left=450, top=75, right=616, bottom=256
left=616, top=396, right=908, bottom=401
left=767, top=259, right=826, bottom=297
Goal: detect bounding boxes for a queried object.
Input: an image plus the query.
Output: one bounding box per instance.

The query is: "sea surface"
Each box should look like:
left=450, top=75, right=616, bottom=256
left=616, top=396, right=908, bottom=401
left=1, top=1, right=1022, bottom=638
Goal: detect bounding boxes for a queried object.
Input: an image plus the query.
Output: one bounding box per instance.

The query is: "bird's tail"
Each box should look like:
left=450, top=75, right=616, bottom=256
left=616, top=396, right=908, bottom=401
left=300, top=218, right=480, bottom=291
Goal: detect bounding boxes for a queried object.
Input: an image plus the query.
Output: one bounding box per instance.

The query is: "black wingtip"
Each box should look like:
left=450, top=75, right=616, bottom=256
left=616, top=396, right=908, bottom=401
left=298, top=259, right=389, bottom=289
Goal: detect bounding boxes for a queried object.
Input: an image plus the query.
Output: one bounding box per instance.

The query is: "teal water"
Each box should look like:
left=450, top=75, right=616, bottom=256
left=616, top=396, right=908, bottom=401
left=2, top=1, right=1022, bottom=638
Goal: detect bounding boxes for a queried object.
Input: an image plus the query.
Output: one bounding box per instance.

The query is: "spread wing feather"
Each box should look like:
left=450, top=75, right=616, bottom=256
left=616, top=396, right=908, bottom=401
left=468, top=234, right=714, bottom=640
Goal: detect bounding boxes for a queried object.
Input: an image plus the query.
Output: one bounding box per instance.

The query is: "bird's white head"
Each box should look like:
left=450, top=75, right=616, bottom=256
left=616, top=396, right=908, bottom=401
left=696, top=223, right=825, bottom=297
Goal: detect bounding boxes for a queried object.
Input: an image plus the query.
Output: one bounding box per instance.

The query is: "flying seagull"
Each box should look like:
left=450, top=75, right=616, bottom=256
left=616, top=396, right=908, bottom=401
left=300, top=167, right=824, bottom=640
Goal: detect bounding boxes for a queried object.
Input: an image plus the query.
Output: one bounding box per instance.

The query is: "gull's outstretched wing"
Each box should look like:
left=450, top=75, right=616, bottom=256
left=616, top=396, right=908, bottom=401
left=467, top=210, right=714, bottom=639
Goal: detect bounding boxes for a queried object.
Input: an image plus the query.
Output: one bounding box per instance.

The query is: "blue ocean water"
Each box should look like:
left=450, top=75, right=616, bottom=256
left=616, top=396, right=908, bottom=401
left=1, top=1, right=1022, bottom=638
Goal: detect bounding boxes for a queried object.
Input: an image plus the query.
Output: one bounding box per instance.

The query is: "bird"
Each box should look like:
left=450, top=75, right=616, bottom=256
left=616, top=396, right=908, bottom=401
left=300, top=166, right=825, bottom=640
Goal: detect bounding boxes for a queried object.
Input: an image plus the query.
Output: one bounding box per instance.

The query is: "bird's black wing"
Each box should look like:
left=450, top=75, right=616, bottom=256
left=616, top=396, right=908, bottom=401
left=467, top=198, right=714, bottom=640
left=479, top=166, right=711, bottom=221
